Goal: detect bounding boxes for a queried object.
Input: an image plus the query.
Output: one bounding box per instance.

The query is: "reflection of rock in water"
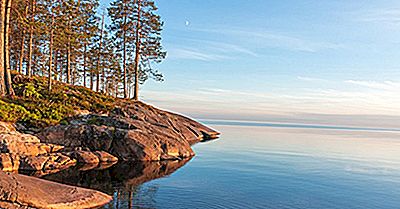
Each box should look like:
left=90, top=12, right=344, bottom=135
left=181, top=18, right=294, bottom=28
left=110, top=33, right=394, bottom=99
left=40, top=157, right=192, bottom=196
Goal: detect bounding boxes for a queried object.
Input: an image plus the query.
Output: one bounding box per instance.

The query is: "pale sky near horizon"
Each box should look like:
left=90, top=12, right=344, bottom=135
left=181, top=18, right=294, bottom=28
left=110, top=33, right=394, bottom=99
left=100, top=0, right=400, bottom=128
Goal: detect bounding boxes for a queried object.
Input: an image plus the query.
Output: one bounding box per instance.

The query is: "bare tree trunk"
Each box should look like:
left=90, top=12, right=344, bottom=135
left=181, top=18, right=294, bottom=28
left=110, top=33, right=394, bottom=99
left=18, top=2, right=28, bottom=73
left=0, top=0, right=6, bottom=96
left=48, top=15, right=54, bottom=91
left=133, top=0, right=141, bottom=101
left=90, top=68, right=93, bottom=90
left=66, top=40, right=71, bottom=84
left=122, top=5, right=127, bottom=98
left=18, top=33, right=25, bottom=73
left=102, top=68, right=106, bottom=92
left=115, top=83, right=118, bottom=98
left=83, top=43, right=86, bottom=87
left=4, top=0, right=14, bottom=96
left=96, top=12, right=104, bottom=92
left=26, top=0, right=35, bottom=77
left=54, top=50, right=59, bottom=81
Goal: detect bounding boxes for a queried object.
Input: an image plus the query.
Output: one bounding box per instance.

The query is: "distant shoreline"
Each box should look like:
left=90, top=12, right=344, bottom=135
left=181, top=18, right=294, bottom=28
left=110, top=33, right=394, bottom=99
left=201, top=119, right=400, bottom=133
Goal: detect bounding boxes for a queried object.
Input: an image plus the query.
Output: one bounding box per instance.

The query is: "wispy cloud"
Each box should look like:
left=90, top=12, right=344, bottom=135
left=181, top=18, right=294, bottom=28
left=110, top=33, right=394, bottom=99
left=186, top=39, right=259, bottom=57
left=166, top=38, right=258, bottom=61
left=193, top=27, right=344, bottom=52
left=346, top=80, right=400, bottom=91
left=166, top=25, right=343, bottom=61
left=167, top=47, right=229, bottom=61
left=357, top=9, right=400, bottom=25
left=297, top=76, right=328, bottom=82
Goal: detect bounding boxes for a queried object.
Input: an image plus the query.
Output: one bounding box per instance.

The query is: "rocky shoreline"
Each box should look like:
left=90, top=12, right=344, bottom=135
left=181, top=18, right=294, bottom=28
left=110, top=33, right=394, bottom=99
left=0, top=102, right=219, bottom=208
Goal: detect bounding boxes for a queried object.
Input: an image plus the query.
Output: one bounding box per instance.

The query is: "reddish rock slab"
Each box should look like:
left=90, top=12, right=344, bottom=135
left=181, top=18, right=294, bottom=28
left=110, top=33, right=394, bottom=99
left=0, top=171, right=112, bottom=208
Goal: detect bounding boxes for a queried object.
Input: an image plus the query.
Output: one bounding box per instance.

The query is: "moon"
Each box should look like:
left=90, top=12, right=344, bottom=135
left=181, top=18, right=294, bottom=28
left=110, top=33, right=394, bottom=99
left=185, top=20, right=190, bottom=26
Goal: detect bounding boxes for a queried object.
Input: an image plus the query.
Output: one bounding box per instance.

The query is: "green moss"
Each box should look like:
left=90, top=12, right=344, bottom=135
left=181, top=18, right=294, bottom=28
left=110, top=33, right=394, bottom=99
left=0, top=100, right=30, bottom=122
left=0, top=72, right=118, bottom=128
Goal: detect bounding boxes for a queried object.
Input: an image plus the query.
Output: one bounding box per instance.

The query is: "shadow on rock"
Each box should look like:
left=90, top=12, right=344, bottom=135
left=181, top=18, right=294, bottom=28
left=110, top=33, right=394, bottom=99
left=37, top=157, right=193, bottom=195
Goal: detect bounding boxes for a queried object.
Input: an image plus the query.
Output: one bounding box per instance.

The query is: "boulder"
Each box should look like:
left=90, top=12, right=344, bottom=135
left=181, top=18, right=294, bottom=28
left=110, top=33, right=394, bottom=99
left=0, top=132, right=41, bottom=144
left=0, top=154, right=20, bottom=172
left=66, top=151, right=100, bottom=164
left=0, top=139, right=64, bottom=157
left=20, top=153, right=77, bottom=171
left=0, top=122, right=15, bottom=134
left=0, top=171, right=112, bottom=208
left=94, top=151, right=118, bottom=162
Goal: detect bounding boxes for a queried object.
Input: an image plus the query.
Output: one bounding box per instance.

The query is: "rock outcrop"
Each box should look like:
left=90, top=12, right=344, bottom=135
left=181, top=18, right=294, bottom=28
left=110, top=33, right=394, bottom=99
left=0, top=171, right=112, bottom=209
left=0, top=121, right=118, bottom=173
left=0, top=101, right=219, bottom=208
left=38, top=102, right=219, bottom=161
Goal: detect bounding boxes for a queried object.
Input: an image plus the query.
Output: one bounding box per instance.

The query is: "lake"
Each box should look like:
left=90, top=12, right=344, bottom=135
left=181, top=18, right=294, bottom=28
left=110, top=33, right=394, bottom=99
left=41, top=120, right=400, bottom=209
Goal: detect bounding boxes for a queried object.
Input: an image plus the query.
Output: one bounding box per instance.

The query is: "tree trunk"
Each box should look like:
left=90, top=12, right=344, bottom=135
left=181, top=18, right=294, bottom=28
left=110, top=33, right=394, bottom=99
left=83, top=43, right=86, bottom=87
left=0, top=0, right=5, bottom=96
left=122, top=5, right=127, bottom=98
left=18, top=2, right=28, bottom=73
left=115, top=85, right=117, bottom=97
left=18, top=32, right=25, bottom=73
left=90, top=68, right=93, bottom=90
left=26, top=0, right=35, bottom=77
left=133, top=0, right=141, bottom=101
left=66, top=40, right=71, bottom=84
left=4, top=0, right=14, bottom=96
left=96, top=12, right=104, bottom=92
left=48, top=15, right=54, bottom=91
left=54, top=50, right=59, bottom=81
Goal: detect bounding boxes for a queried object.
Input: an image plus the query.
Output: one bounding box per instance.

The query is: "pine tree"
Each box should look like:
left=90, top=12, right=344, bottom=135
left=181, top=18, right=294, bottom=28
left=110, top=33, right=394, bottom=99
left=80, top=0, right=99, bottom=88
left=108, top=0, right=165, bottom=100
left=132, top=0, right=166, bottom=100
left=108, top=0, right=137, bottom=98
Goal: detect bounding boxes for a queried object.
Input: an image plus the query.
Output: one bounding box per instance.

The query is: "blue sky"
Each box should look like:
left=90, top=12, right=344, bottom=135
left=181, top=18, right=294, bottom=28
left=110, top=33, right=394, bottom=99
left=101, top=0, right=400, bottom=127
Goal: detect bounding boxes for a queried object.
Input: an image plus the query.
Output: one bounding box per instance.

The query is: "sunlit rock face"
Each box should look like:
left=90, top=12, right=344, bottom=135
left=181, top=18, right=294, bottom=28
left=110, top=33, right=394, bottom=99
left=0, top=122, right=118, bottom=174
left=0, top=171, right=112, bottom=209
left=37, top=102, right=219, bottom=161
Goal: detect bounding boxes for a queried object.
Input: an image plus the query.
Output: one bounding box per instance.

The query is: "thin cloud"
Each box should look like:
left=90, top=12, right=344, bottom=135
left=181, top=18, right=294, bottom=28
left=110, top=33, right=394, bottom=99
left=358, top=9, right=400, bottom=24
left=193, top=27, right=344, bottom=52
left=166, top=38, right=259, bottom=61
left=167, top=47, right=229, bottom=61
left=346, top=80, right=400, bottom=91
left=297, top=76, right=328, bottom=82
left=190, top=39, right=259, bottom=57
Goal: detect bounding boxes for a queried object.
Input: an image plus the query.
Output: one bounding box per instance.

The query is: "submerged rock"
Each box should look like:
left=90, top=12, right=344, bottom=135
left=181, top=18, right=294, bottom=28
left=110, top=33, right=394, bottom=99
left=0, top=171, right=112, bottom=209
left=38, top=102, right=220, bottom=161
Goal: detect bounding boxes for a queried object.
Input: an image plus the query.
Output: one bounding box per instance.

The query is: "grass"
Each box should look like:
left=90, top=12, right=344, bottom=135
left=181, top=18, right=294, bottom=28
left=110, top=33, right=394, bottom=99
left=0, top=72, right=118, bottom=128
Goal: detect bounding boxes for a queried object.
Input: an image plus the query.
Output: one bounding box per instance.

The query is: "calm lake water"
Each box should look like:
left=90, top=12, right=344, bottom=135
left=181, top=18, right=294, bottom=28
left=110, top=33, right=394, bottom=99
left=41, top=121, right=400, bottom=209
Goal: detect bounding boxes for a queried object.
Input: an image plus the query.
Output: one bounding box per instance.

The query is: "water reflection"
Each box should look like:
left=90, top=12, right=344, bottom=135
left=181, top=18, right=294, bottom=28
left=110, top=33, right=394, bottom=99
left=35, top=158, right=192, bottom=208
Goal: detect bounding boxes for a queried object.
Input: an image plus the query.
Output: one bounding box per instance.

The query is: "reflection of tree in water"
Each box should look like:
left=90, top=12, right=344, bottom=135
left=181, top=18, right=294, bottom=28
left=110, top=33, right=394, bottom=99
left=104, top=184, right=159, bottom=209
left=37, top=158, right=192, bottom=209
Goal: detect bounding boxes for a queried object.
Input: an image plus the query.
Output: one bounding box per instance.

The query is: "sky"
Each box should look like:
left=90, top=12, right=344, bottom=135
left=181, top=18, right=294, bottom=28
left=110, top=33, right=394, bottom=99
left=100, top=0, right=400, bottom=128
